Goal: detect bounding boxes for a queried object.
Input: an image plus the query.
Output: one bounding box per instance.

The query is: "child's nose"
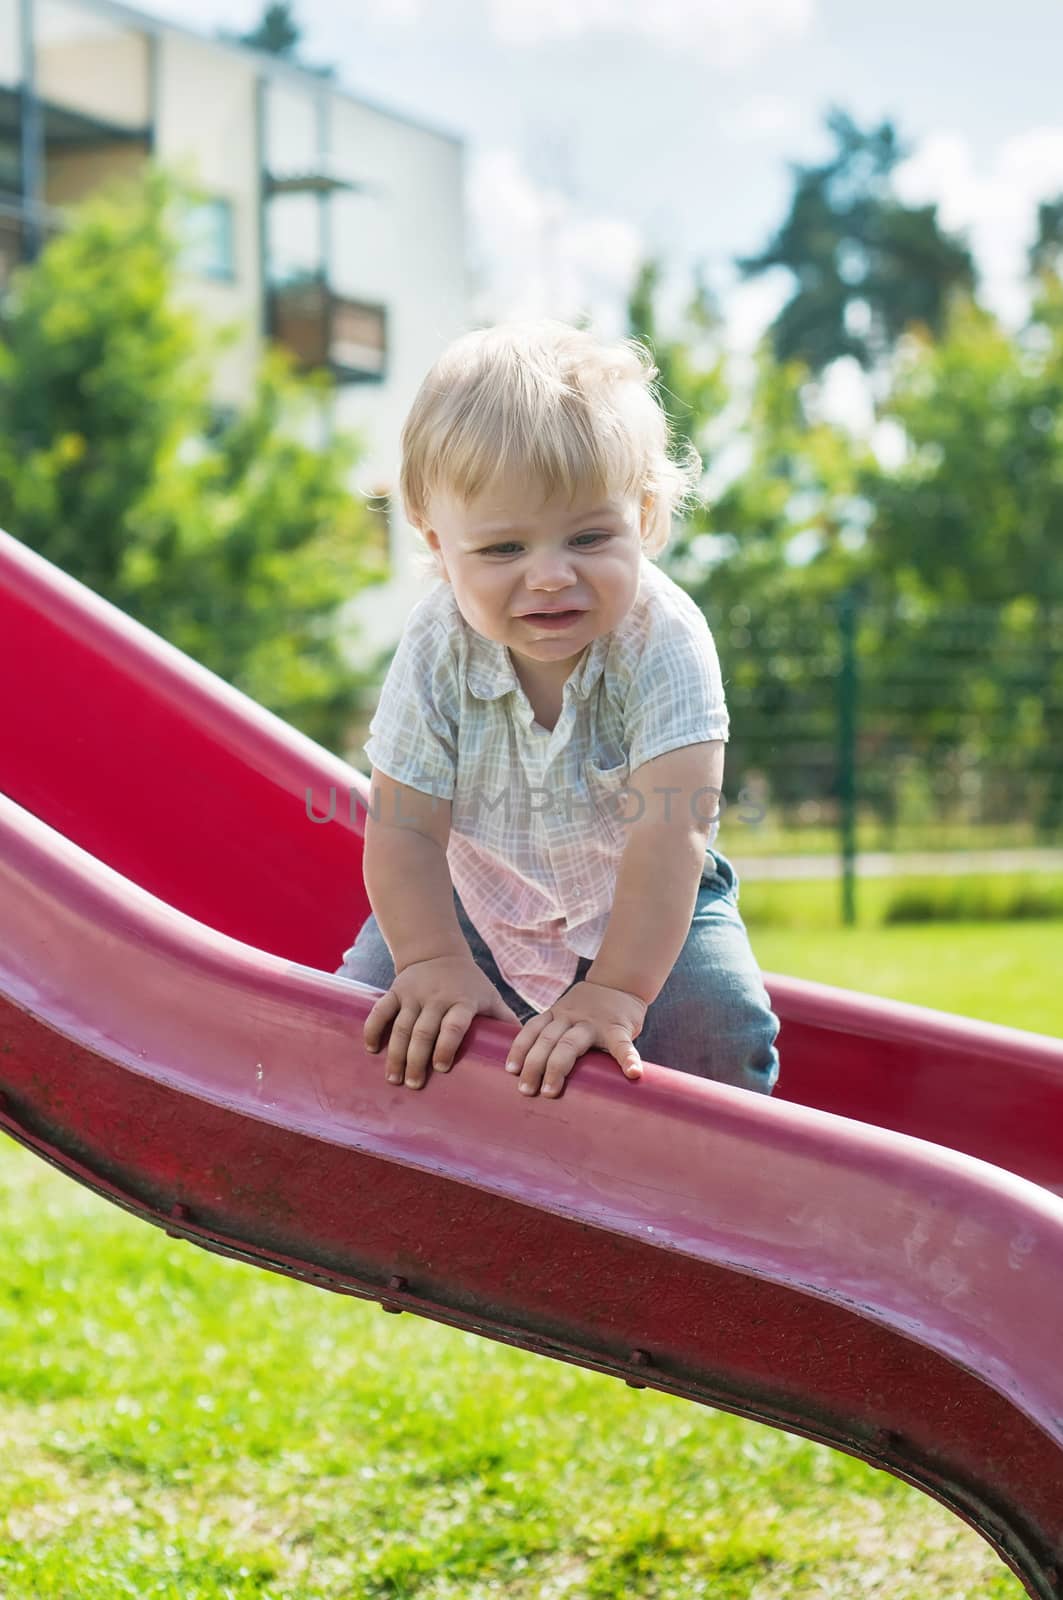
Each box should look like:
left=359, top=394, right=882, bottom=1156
left=527, top=550, right=578, bottom=587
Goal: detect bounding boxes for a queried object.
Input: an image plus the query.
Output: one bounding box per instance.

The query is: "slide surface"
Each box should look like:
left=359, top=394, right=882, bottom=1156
left=3, top=528, right=1063, bottom=1599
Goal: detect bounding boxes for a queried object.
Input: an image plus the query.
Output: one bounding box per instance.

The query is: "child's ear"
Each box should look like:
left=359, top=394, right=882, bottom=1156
left=420, top=525, right=449, bottom=581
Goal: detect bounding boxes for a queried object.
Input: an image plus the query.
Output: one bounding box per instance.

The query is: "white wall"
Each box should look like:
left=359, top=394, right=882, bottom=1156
left=327, top=94, right=468, bottom=654
left=153, top=29, right=262, bottom=409
left=35, top=0, right=150, bottom=128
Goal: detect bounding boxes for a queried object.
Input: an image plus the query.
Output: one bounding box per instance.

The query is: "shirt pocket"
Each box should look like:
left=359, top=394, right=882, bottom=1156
left=583, top=755, right=632, bottom=846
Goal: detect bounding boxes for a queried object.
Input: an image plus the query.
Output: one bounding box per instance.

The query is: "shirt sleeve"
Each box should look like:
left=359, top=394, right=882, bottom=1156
left=624, top=604, right=730, bottom=776
left=363, top=602, right=459, bottom=800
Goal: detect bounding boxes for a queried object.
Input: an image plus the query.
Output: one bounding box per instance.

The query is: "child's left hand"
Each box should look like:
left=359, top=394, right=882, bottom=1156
left=505, top=981, right=647, bottom=1098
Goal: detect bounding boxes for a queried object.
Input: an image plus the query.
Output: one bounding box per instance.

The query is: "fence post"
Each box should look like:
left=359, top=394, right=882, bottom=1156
left=838, top=587, right=858, bottom=927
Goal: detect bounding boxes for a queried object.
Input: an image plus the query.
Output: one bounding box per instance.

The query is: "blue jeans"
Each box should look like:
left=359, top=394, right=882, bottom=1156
left=335, top=848, right=780, bottom=1096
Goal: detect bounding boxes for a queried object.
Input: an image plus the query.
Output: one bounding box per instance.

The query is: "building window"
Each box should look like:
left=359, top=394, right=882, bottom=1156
left=181, top=196, right=236, bottom=282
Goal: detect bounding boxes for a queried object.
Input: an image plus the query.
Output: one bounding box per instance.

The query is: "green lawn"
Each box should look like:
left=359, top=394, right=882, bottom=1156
left=751, top=918, right=1063, bottom=1037
left=739, top=874, right=1063, bottom=1037
left=3, top=905, right=1057, bottom=1598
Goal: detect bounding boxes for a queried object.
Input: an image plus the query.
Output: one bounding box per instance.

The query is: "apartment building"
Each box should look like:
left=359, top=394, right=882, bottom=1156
left=0, top=0, right=468, bottom=650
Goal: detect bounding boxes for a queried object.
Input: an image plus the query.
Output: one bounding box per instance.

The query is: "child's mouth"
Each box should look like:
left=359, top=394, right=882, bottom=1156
left=522, top=610, right=583, bottom=628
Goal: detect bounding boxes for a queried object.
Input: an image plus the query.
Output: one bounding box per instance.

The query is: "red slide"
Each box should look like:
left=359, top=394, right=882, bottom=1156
left=2, top=528, right=1062, bottom=1598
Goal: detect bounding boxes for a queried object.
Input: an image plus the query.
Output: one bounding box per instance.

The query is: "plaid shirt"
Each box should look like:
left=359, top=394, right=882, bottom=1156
left=363, top=555, right=730, bottom=1011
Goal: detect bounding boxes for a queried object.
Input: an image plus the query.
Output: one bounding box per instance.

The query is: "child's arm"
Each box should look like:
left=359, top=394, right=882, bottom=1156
left=361, top=769, right=522, bottom=1086
left=363, top=769, right=466, bottom=970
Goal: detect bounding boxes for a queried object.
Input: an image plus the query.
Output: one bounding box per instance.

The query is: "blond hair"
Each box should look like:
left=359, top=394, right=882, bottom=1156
left=399, top=318, right=704, bottom=578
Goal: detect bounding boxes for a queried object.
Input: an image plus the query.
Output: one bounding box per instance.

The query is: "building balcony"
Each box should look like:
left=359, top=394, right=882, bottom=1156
left=0, top=84, right=151, bottom=218
left=267, top=274, right=387, bottom=383
left=265, top=165, right=360, bottom=199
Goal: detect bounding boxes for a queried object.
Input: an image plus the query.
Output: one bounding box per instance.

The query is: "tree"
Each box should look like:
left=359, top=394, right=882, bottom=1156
left=622, top=163, right=1063, bottom=852
left=238, top=0, right=300, bottom=56
left=623, top=255, right=876, bottom=833
left=735, top=107, right=977, bottom=380
left=682, top=337, right=881, bottom=830
left=0, top=167, right=386, bottom=753
left=1029, top=194, right=1063, bottom=279
left=862, top=297, right=1063, bottom=606
left=626, top=255, right=729, bottom=470
left=220, top=1, right=335, bottom=77
left=859, top=269, right=1063, bottom=835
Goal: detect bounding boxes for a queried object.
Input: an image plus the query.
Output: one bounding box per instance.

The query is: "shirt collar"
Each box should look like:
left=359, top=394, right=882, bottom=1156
left=466, top=627, right=610, bottom=705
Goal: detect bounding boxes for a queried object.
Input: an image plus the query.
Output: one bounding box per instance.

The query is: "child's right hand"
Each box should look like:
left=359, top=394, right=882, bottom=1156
left=363, top=956, right=521, bottom=1089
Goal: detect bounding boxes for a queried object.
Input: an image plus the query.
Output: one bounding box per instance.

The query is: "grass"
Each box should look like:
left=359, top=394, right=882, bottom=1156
left=751, top=915, right=1063, bottom=1036
left=881, top=880, right=1063, bottom=922
left=738, top=871, right=1063, bottom=929
left=3, top=887, right=1059, bottom=1597
left=737, top=873, right=1063, bottom=1037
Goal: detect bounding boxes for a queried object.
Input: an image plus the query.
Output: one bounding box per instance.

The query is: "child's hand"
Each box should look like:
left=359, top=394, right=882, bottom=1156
left=364, top=956, right=521, bottom=1089
left=504, top=981, right=647, bottom=1099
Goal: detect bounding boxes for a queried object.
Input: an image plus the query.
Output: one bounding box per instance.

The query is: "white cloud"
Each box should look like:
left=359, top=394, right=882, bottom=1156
left=467, top=145, right=644, bottom=335
left=893, top=127, right=1063, bottom=329
left=722, top=93, right=802, bottom=141
left=486, top=0, right=815, bottom=66
left=361, top=0, right=423, bottom=21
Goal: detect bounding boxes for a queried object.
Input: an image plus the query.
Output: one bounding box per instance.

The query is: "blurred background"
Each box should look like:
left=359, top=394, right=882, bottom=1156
left=3, top=0, right=1063, bottom=947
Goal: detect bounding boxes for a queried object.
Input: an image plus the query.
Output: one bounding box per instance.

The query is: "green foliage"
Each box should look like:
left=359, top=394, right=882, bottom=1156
left=1029, top=193, right=1063, bottom=278
left=238, top=0, right=301, bottom=56
left=635, top=285, right=878, bottom=826
left=625, top=131, right=1063, bottom=845
left=881, top=875, right=1063, bottom=924
left=866, top=293, right=1063, bottom=604
left=0, top=166, right=385, bottom=751
left=627, top=256, right=730, bottom=468
left=735, top=105, right=977, bottom=376
left=221, top=0, right=335, bottom=76
left=693, top=340, right=876, bottom=600
left=738, top=872, right=1063, bottom=936
left=857, top=281, right=1063, bottom=832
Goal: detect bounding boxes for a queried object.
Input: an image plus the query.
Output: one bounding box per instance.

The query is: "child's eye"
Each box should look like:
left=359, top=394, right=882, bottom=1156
left=481, top=532, right=608, bottom=557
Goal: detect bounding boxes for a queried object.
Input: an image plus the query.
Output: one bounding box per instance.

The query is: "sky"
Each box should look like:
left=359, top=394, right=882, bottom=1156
left=133, top=0, right=1063, bottom=438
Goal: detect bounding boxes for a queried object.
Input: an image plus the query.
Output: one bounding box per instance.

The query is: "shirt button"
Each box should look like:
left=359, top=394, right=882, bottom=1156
left=572, top=884, right=582, bottom=895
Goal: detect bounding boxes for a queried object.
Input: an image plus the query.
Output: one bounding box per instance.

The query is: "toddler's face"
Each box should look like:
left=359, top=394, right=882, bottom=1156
left=422, top=473, right=646, bottom=678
